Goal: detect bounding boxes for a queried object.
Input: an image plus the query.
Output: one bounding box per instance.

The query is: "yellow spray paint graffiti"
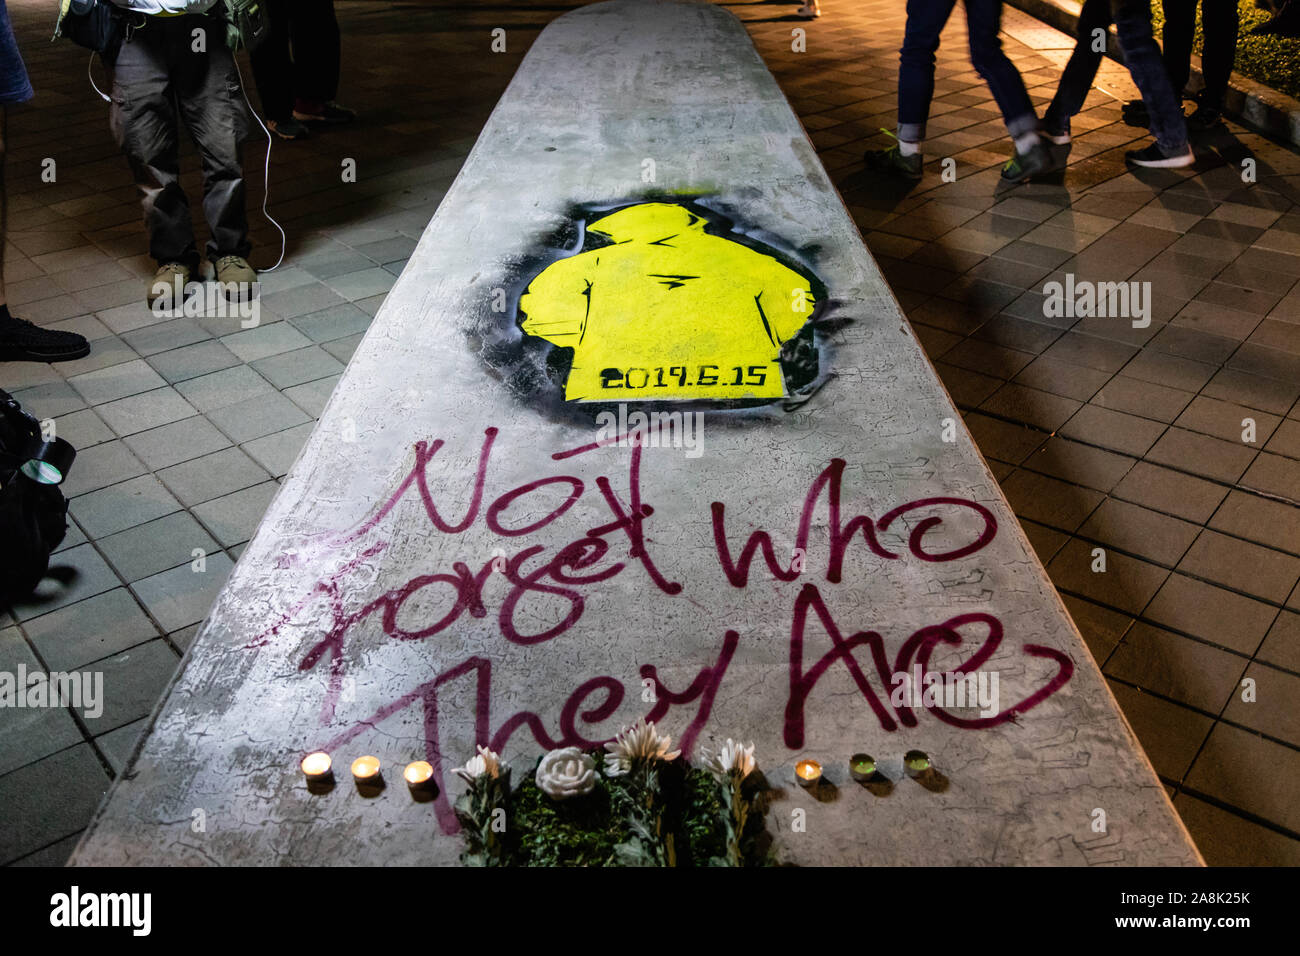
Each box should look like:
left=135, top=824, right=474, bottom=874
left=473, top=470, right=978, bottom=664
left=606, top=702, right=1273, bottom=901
left=518, top=202, right=816, bottom=402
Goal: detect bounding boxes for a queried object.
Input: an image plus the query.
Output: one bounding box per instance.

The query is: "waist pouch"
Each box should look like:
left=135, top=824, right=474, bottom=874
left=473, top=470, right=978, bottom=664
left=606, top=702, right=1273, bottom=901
left=221, top=0, right=268, bottom=53
left=52, top=0, right=127, bottom=65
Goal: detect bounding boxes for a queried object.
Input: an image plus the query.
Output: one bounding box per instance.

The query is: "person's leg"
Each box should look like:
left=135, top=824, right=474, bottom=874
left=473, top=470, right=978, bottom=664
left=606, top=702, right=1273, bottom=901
left=865, top=0, right=956, bottom=178
left=111, top=20, right=201, bottom=296
left=0, top=0, right=28, bottom=311
left=963, top=0, right=1038, bottom=141
left=896, top=0, right=959, bottom=144
left=290, top=0, right=350, bottom=121
left=1113, top=0, right=1191, bottom=157
left=1161, top=0, right=1197, bottom=97
left=0, top=11, right=89, bottom=360
left=249, top=0, right=301, bottom=136
left=174, top=14, right=253, bottom=276
left=314, top=0, right=341, bottom=104
left=0, top=106, right=9, bottom=309
left=1197, top=0, right=1239, bottom=110
left=963, top=0, right=1048, bottom=182
left=0, top=106, right=89, bottom=361
left=1043, top=0, right=1113, bottom=136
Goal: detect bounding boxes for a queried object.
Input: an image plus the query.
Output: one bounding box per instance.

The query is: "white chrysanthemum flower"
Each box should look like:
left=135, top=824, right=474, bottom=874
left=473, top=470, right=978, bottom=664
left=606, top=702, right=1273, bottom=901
left=708, top=738, right=757, bottom=779
left=602, top=719, right=681, bottom=777
left=535, top=747, right=597, bottom=800
left=453, top=745, right=501, bottom=784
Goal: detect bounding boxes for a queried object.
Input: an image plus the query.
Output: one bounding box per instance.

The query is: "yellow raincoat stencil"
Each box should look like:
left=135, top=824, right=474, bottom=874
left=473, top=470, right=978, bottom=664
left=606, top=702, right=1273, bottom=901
left=518, top=202, right=817, bottom=401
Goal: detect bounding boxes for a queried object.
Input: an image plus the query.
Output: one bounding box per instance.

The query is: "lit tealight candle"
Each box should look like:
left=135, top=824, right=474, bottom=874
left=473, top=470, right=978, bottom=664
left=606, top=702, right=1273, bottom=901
left=904, top=750, right=932, bottom=777
left=849, top=753, right=876, bottom=782
left=795, top=759, right=822, bottom=788
left=301, top=751, right=333, bottom=784
left=351, top=755, right=383, bottom=786
left=404, top=760, right=434, bottom=792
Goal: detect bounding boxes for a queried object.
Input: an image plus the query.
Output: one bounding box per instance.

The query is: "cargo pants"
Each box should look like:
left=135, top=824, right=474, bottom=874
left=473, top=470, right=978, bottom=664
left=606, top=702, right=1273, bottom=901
left=109, top=12, right=252, bottom=269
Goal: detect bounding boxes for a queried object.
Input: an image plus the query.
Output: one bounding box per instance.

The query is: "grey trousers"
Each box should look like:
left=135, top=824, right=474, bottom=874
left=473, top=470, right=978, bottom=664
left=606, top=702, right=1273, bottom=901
left=109, top=13, right=252, bottom=268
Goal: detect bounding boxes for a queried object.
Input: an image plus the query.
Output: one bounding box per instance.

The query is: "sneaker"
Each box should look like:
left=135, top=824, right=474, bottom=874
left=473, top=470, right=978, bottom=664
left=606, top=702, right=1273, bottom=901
left=1000, top=141, right=1051, bottom=183
left=797, top=0, right=822, bottom=17
left=1121, top=98, right=1151, bottom=129
left=147, top=262, right=190, bottom=306
left=293, top=100, right=356, bottom=124
left=1186, top=103, right=1223, bottom=131
left=214, top=255, right=258, bottom=299
left=864, top=143, right=922, bottom=180
left=266, top=117, right=310, bottom=140
left=0, top=313, right=90, bottom=363
left=1125, top=142, right=1195, bottom=168
left=1039, top=128, right=1072, bottom=168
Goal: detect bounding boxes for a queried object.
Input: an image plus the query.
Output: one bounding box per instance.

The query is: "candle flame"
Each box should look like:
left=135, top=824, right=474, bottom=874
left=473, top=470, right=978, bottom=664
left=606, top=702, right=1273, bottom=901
left=301, top=752, right=331, bottom=776
left=404, top=760, right=433, bottom=785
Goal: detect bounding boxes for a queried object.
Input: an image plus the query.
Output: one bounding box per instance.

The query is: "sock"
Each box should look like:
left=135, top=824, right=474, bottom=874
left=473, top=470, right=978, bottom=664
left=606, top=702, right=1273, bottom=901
left=898, top=139, right=920, bottom=157
left=1014, top=132, right=1039, bottom=154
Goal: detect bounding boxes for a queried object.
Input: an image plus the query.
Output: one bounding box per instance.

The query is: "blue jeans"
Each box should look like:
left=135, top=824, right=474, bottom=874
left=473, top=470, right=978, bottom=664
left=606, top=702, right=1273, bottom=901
left=897, top=0, right=1038, bottom=142
left=1044, top=0, right=1189, bottom=153
left=0, top=0, right=33, bottom=106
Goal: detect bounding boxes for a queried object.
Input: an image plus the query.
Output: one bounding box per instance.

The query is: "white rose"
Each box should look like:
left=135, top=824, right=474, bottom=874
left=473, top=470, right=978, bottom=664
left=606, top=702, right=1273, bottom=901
left=535, top=747, right=597, bottom=800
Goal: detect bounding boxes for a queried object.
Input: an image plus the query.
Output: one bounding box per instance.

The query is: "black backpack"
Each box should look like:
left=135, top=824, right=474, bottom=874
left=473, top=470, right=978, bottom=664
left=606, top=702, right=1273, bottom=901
left=0, top=390, right=73, bottom=601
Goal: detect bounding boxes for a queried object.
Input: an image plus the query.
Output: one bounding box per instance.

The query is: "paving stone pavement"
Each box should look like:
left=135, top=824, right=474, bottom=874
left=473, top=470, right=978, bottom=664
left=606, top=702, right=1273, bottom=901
left=1, top=0, right=1297, bottom=865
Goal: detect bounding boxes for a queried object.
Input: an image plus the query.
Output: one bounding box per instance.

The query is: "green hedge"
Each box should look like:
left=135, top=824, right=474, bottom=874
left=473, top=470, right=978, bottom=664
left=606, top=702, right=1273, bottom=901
left=1150, top=1, right=1300, bottom=101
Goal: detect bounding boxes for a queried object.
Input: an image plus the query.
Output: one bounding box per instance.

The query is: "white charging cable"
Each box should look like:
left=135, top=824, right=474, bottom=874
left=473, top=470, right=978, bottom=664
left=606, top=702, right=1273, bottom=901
left=87, top=46, right=286, bottom=273
left=232, top=54, right=285, bottom=272
left=87, top=52, right=109, bottom=102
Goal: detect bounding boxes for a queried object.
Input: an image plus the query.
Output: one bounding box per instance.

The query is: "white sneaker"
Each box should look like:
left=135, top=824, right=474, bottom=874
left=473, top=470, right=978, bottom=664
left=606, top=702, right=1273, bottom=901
left=797, top=1, right=822, bottom=18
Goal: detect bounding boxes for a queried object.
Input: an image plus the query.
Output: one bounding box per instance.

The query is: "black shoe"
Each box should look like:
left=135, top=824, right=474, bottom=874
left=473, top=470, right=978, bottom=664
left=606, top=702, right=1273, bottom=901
left=864, top=143, right=923, bottom=180
left=1000, top=141, right=1051, bottom=183
left=1040, top=129, right=1073, bottom=169
left=1186, top=103, right=1223, bottom=131
left=0, top=314, right=91, bottom=363
left=1121, top=98, right=1151, bottom=129
left=1125, top=142, right=1195, bottom=168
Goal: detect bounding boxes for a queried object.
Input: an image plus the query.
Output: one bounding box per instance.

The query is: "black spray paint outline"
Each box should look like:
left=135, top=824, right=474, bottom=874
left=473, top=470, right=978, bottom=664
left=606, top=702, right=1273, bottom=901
left=467, top=193, right=851, bottom=429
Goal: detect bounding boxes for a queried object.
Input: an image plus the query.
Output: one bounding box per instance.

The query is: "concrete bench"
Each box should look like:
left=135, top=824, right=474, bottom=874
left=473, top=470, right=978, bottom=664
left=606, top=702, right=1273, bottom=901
left=73, top=0, right=1201, bottom=866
